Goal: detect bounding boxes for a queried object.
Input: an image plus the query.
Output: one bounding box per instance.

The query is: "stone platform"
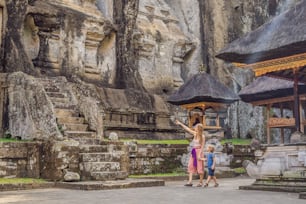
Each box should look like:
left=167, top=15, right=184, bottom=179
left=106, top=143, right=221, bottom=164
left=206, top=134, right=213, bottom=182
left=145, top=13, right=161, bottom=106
left=239, top=177, right=306, bottom=200
left=239, top=178, right=306, bottom=193
left=0, top=179, right=164, bottom=192
left=54, top=179, right=165, bottom=190
left=299, top=192, right=306, bottom=199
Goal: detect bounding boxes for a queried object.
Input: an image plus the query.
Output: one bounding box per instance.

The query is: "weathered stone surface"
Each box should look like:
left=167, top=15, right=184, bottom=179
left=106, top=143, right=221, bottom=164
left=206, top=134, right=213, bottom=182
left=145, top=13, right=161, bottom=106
left=1, top=0, right=302, bottom=143
left=244, top=144, right=306, bottom=179
left=108, top=132, right=118, bottom=141
left=0, top=142, right=41, bottom=178
left=7, top=72, right=62, bottom=140
left=290, top=131, right=306, bottom=143
left=126, top=143, right=188, bottom=175
left=41, top=140, right=80, bottom=181
left=64, top=171, right=80, bottom=182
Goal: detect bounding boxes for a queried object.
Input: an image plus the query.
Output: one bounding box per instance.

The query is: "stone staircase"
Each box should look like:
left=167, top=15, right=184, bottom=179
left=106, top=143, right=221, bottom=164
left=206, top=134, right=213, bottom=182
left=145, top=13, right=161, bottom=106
left=40, top=77, right=129, bottom=181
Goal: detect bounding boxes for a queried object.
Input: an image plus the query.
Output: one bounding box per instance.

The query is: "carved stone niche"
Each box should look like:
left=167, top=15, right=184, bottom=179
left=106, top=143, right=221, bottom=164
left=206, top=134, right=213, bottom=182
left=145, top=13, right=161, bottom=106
left=84, top=31, right=104, bottom=77
left=32, top=13, right=62, bottom=74
left=23, top=15, right=40, bottom=61
left=172, top=40, right=195, bottom=87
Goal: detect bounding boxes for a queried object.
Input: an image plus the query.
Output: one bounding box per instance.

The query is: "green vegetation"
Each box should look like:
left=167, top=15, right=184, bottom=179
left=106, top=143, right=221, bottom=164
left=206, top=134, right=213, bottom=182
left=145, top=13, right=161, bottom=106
left=233, top=167, right=247, bottom=174
left=129, top=172, right=187, bottom=178
left=0, top=138, right=29, bottom=143
left=0, top=178, right=46, bottom=184
left=220, top=138, right=251, bottom=145
left=120, top=139, right=189, bottom=145
left=121, top=138, right=252, bottom=145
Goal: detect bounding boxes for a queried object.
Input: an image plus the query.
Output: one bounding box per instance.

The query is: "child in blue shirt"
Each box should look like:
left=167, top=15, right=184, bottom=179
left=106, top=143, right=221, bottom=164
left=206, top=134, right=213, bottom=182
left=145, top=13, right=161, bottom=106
left=201, top=144, right=219, bottom=187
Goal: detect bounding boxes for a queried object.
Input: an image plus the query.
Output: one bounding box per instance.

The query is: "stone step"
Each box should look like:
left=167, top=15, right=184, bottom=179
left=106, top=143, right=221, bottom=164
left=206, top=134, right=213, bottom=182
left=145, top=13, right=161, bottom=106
left=44, top=87, right=60, bottom=92
left=81, top=162, right=121, bottom=172
left=57, top=117, right=85, bottom=124
left=47, top=92, right=66, bottom=98
left=254, top=178, right=306, bottom=187
left=53, top=103, right=76, bottom=109
left=55, top=109, right=78, bottom=117
left=80, top=152, right=122, bottom=162
left=300, top=192, right=306, bottom=199
left=79, top=145, right=109, bottom=153
left=62, top=123, right=88, bottom=131
left=239, top=185, right=306, bottom=193
left=89, top=171, right=128, bottom=181
left=65, top=131, right=96, bottom=138
left=49, top=97, right=69, bottom=104
left=74, top=138, right=101, bottom=145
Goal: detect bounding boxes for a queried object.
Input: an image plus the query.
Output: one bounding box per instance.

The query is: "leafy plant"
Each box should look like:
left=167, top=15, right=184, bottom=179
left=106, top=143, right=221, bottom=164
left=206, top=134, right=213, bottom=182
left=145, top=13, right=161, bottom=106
left=233, top=167, right=247, bottom=174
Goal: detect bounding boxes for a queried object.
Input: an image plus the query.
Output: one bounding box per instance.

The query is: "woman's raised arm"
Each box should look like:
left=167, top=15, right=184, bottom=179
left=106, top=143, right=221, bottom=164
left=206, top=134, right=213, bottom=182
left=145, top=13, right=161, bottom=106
left=175, top=120, right=195, bottom=135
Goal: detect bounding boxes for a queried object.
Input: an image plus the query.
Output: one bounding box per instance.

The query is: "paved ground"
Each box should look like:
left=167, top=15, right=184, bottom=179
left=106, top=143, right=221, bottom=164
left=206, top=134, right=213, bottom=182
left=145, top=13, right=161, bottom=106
left=0, top=178, right=304, bottom=204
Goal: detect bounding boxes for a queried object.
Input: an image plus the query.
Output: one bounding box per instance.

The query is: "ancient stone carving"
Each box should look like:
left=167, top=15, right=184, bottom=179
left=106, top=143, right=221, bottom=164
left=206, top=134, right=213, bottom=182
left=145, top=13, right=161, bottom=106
left=7, top=72, right=62, bottom=140
left=243, top=145, right=306, bottom=179
left=23, top=15, right=40, bottom=60
left=77, top=96, right=104, bottom=139
left=135, top=0, right=195, bottom=92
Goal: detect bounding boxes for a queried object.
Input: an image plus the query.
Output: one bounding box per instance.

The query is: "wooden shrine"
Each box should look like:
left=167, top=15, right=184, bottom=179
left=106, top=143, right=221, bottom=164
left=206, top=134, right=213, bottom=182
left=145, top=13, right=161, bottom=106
left=216, top=0, right=306, bottom=143
left=167, top=73, right=239, bottom=136
left=239, top=76, right=306, bottom=144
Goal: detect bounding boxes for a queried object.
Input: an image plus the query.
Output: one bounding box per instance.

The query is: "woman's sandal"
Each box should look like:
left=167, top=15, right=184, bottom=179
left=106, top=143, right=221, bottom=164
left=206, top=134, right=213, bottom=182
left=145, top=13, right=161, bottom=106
left=203, top=183, right=208, bottom=188
left=184, top=183, right=193, bottom=187
left=214, top=183, right=219, bottom=187
left=196, top=183, right=203, bottom=187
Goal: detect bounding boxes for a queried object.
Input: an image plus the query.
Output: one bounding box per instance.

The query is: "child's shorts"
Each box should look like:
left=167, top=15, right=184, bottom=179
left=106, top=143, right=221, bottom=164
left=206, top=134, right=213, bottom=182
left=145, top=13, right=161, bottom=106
left=208, top=168, right=215, bottom=176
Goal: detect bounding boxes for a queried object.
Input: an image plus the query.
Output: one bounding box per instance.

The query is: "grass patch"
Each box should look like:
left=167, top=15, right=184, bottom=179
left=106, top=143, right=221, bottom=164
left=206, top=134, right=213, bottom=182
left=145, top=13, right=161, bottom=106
left=121, top=139, right=189, bottom=145
left=0, top=178, right=46, bottom=184
left=0, top=138, right=30, bottom=143
left=220, top=138, right=251, bottom=145
left=129, top=172, right=186, bottom=178
left=233, top=167, right=247, bottom=174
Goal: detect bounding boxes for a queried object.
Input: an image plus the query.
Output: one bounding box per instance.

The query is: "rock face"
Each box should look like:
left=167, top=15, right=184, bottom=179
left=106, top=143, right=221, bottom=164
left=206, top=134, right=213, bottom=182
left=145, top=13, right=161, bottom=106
left=0, top=0, right=301, bottom=140
left=7, top=72, right=62, bottom=140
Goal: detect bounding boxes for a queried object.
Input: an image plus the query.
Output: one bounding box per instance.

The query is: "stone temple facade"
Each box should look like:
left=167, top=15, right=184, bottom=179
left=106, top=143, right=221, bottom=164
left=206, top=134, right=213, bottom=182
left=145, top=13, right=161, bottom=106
left=0, top=0, right=302, bottom=181
left=0, top=0, right=293, bottom=142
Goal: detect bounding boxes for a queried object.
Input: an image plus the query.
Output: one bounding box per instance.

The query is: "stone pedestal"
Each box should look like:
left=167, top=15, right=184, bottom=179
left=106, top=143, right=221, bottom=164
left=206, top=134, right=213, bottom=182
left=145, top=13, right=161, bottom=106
left=241, top=144, right=306, bottom=193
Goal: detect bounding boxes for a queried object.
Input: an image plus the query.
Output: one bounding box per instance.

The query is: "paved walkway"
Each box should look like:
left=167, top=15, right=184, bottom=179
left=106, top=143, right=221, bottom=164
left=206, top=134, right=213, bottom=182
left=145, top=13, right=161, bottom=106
left=0, top=178, right=304, bottom=204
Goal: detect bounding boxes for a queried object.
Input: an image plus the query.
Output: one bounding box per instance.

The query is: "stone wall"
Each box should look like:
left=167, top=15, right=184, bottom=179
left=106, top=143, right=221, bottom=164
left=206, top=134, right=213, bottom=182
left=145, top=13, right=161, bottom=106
left=127, top=142, right=188, bottom=174
left=127, top=142, right=257, bottom=175
left=226, top=144, right=256, bottom=168
left=40, top=140, right=80, bottom=181
left=0, top=142, right=41, bottom=178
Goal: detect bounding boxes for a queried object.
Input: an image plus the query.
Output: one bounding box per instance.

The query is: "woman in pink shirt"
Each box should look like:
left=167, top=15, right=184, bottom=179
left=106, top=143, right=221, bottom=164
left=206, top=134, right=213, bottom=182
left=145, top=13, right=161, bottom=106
left=175, top=120, right=205, bottom=187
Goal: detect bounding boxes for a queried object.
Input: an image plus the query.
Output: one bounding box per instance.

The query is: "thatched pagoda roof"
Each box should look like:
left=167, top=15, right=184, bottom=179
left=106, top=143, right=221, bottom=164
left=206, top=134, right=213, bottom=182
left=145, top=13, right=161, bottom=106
left=239, top=76, right=306, bottom=103
left=216, top=0, right=306, bottom=64
left=167, top=73, right=239, bottom=106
